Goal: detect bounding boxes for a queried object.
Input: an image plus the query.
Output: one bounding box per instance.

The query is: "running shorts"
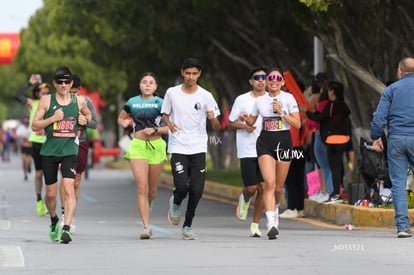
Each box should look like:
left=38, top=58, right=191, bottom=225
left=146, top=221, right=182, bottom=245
left=128, top=138, right=167, bottom=165
left=256, top=130, right=293, bottom=161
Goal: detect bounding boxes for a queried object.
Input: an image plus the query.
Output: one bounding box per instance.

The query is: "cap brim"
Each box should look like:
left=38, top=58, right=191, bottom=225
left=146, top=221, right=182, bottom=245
left=54, top=74, right=71, bottom=80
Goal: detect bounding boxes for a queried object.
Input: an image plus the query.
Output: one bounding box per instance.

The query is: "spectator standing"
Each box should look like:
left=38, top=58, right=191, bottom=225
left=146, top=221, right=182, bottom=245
left=306, top=81, right=351, bottom=204
left=1, top=127, right=13, bottom=162
left=371, top=57, right=414, bottom=238
left=306, top=73, right=332, bottom=203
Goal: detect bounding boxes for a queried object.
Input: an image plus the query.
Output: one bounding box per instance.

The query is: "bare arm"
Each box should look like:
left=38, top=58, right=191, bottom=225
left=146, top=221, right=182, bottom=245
left=207, top=110, right=221, bottom=131
left=117, top=109, right=132, bottom=128
left=228, top=120, right=256, bottom=133
left=162, top=114, right=179, bottom=133
left=77, top=97, right=92, bottom=127
left=283, top=111, right=301, bottom=129
left=32, top=95, right=62, bottom=131
left=240, top=114, right=258, bottom=127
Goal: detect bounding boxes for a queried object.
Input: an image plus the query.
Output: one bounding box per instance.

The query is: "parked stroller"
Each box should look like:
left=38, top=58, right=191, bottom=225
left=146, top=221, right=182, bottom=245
left=357, top=137, right=392, bottom=206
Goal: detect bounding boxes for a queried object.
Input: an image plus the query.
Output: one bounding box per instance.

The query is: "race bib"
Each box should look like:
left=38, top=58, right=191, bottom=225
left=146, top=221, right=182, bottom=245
left=52, top=116, right=76, bottom=138
left=263, top=117, right=282, bottom=131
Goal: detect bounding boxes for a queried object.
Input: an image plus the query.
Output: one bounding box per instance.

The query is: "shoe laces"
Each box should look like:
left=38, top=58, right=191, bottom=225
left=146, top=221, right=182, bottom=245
left=145, top=140, right=155, bottom=150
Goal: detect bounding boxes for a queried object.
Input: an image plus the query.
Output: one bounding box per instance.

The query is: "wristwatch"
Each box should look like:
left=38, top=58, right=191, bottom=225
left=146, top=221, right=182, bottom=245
left=281, top=111, right=287, bottom=118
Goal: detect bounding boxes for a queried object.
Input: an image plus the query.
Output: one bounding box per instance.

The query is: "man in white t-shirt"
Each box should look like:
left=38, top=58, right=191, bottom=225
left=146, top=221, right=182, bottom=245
left=162, top=58, right=221, bottom=240
left=228, top=67, right=267, bottom=237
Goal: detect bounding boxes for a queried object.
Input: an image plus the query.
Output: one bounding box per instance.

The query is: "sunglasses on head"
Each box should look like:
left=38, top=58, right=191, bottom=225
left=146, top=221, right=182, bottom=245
left=252, top=74, right=266, bottom=81
left=55, top=79, right=72, bottom=85
left=267, top=74, right=283, bottom=82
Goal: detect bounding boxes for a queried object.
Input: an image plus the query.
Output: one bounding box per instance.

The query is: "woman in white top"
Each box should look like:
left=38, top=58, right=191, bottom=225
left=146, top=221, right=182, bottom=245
left=242, top=67, right=300, bottom=239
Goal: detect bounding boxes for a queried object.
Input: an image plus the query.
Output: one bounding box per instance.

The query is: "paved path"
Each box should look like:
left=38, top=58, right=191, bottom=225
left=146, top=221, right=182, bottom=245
left=0, top=154, right=412, bottom=274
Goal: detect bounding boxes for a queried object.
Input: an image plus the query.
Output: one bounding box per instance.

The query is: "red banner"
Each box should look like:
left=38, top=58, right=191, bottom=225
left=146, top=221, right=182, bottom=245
left=0, top=33, right=20, bottom=65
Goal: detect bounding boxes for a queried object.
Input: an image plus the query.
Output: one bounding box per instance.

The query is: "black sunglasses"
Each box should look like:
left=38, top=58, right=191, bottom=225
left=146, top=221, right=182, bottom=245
left=55, top=79, right=72, bottom=85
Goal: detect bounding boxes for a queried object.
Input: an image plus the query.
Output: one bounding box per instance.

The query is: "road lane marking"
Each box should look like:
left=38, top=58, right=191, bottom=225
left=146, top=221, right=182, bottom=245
left=137, top=222, right=174, bottom=235
left=0, top=246, right=25, bottom=267
left=80, top=193, right=97, bottom=203
left=0, top=220, right=10, bottom=230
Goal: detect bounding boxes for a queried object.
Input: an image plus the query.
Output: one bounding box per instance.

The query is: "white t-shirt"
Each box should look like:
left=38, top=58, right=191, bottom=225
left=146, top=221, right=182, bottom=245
left=229, top=91, right=265, bottom=158
left=251, top=91, right=298, bottom=131
left=16, top=124, right=31, bottom=139
left=161, top=84, right=220, bottom=154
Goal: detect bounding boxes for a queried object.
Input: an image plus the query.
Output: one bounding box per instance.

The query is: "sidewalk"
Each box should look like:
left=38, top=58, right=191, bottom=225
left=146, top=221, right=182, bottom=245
left=108, top=160, right=414, bottom=228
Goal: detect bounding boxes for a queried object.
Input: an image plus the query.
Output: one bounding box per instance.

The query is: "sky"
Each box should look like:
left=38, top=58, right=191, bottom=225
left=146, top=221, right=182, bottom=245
left=0, top=0, right=44, bottom=32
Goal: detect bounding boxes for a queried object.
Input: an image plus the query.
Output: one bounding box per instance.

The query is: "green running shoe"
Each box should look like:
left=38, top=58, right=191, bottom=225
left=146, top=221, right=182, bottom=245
left=250, top=223, right=262, bottom=237
left=37, top=200, right=48, bottom=216
left=60, top=229, right=72, bottom=244
left=236, top=193, right=250, bottom=221
left=49, top=223, right=60, bottom=242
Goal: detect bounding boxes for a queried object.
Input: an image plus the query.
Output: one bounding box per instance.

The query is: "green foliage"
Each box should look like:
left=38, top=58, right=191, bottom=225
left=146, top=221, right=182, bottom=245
left=206, top=168, right=243, bottom=187
left=407, top=190, right=414, bottom=209
left=298, top=0, right=341, bottom=12
left=0, top=103, right=6, bottom=121
left=10, top=0, right=414, bottom=170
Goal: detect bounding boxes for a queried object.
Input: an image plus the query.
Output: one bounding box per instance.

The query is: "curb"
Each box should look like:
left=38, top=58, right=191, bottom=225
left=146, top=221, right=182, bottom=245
left=160, top=173, right=412, bottom=228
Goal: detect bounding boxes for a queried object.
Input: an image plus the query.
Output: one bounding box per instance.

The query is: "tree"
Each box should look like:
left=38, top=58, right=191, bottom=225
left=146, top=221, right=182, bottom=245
left=14, top=0, right=414, bottom=171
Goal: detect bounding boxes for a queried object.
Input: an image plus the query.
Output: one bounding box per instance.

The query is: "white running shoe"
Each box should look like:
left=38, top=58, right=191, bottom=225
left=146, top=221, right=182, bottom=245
left=314, top=193, right=330, bottom=203
left=279, top=209, right=299, bottom=219
left=308, top=191, right=321, bottom=201
left=266, top=224, right=279, bottom=240
left=59, top=214, right=76, bottom=233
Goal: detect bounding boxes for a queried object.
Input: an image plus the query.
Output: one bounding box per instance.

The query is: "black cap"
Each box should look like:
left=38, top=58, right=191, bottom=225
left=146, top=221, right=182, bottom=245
left=314, top=72, right=328, bottom=83
left=71, top=74, right=81, bottom=89
left=53, top=66, right=72, bottom=80
left=181, top=58, right=203, bottom=70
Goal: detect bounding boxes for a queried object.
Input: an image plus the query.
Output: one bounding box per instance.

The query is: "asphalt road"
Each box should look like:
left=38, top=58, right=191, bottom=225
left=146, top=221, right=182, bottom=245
left=0, top=154, right=413, bottom=275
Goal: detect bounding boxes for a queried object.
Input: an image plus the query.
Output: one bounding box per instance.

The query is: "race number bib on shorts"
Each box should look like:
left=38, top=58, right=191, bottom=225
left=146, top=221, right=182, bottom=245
left=52, top=116, right=76, bottom=138
left=263, top=117, right=283, bottom=131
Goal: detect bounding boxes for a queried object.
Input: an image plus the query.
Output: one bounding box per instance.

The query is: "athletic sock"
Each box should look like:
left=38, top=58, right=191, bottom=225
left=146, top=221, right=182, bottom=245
left=51, top=215, right=59, bottom=225
left=265, top=211, right=275, bottom=228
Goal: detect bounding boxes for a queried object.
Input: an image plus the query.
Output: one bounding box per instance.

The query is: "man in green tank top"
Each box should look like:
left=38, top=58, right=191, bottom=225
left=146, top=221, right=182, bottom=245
left=32, top=66, right=92, bottom=244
